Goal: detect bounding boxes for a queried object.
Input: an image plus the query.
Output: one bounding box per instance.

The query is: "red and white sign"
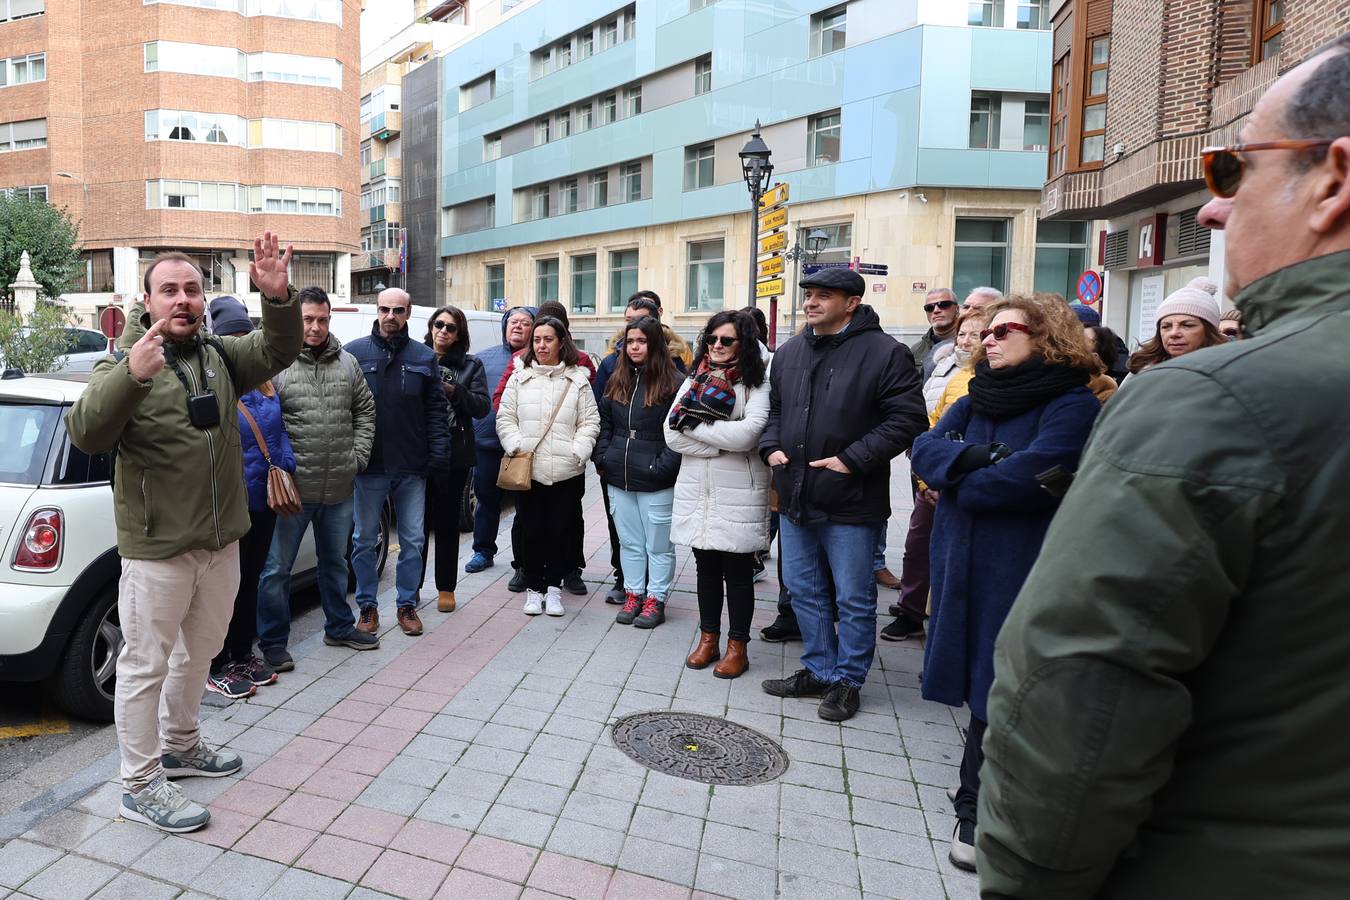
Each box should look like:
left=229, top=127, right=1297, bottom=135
left=99, top=306, right=126, bottom=340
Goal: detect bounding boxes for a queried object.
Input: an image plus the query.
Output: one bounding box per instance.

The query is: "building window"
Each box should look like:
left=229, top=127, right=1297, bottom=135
left=1, top=1, right=46, bottom=23
left=144, top=41, right=340, bottom=86
left=486, top=263, right=505, bottom=307
left=953, top=218, right=1010, bottom=298
left=536, top=258, right=559, bottom=304
left=532, top=185, right=550, bottom=220
left=579, top=30, right=594, bottom=59
left=2, top=185, right=48, bottom=202
left=623, top=7, right=636, bottom=40
left=590, top=171, right=609, bottom=208
left=809, top=5, right=846, bottom=58
left=684, top=144, right=715, bottom=190
left=968, top=0, right=1003, bottom=27
left=246, top=117, right=342, bottom=152
left=146, top=179, right=243, bottom=212
left=485, top=135, right=501, bottom=161
left=1023, top=99, right=1049, bottom=151
left=460, top=72, right=495, bottom=111
left=360, top=140, right=372, bottom=167
left=602, top=18, right=619, bottom=50
left=601, top=94, right=618, bottom=125
left=247, top=51, right=342, bottom=86
left=1254, top=0, right=1284, bottom=61
left=575, top=103, right=593, bottom=132
left=1050, top=54, right=1069, bottom=176
left=246, top=185, right=340, bottom=215
left=621, top=162, right=643, bottom=202
left=694, top=54, right=712, bottom=95
left=571, top=254, right=597, bottom=314
left=1016, top=0, right=1048, bottom=30
left=805, top=223, right=853, bottom=263
left=447, top=196, right=494, bottom=235
left=532, top=3, right=635, bottom=76
left=969, top=93, right=1001, bottom=149
left=608, top=250, right=639, bottom=312
left=808, top=111, right=841, bottom=166
left=1033, top=221, right=1088, bottom=298
left=145, top=0, right=343, bottom=24
left=624, top=85, right=642, bottom=118
left=1081, top=36, right=1109, bottom=165
left=0, top=118, right=47, bottom=152
left=560, top=178, right=579, bottom=214
left=534, top=119, right=550, bottom=146
left=145, top=110, right=245, bottom=146
left=554, top=111, right=571, bottom=139
left=76, top=249, right=113, bottom=292
left=0, top=52, right=45, bottom=87
left=685, top=240, right=725, bottom=312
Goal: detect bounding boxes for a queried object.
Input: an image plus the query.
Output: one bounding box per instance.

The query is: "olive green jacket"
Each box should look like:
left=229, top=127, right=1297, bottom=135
left=978, top=250, right=1350, bottom=899
left=65, top=291, right=303, bottom=560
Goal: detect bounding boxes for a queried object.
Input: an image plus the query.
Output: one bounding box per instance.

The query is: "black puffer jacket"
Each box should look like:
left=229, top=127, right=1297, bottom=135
left=431, top=346, right=490, bottom=469
left=594, top=368, right=681, bottom=493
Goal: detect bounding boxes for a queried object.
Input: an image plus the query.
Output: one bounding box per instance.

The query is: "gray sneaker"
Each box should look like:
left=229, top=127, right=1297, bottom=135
left=324, top=630, right=380, bottom=650
left=161, top=741, right=243, bottom=779
left=121, top=776, right=210, bottom=833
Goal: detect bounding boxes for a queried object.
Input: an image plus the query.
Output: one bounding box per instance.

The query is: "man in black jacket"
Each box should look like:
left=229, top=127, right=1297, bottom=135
left=759, top=269, right=927, bottom=721
left=345, top=288, right=450, bottom=638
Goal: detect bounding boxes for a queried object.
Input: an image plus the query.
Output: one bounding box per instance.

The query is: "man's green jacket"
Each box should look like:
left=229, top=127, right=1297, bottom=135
left=978, top=249, right=1350, bottom=899
left=66, top=292, right=303, bottom=560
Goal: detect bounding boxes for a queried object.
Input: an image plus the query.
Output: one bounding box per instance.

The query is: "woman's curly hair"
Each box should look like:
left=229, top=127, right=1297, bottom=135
left=969, top=293, right=1098, bottom=371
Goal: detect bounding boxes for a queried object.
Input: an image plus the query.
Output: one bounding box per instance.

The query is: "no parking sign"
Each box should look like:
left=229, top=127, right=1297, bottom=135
left=1076, top=270, right=1103, bottom=306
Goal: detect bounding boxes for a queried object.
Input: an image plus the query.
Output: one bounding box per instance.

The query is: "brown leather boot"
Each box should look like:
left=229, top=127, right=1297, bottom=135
left=437, top=591, right=456, bottom=613
left=397, top=606, right=423, bottom=636
left=685, top=631, right=721, bottom=669
left=713, top=638, right=749, bottom=679
left=356, top=606, right=379, bottom=634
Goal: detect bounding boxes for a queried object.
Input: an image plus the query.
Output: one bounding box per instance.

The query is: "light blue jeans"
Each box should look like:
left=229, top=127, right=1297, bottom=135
left=353, top=474, right=426, bottom=610
left=606, top=485, right=675, bottom=601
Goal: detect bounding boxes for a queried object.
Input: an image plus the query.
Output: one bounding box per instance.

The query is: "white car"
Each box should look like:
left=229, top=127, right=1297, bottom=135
left=0, top=372, right=389, bottom=721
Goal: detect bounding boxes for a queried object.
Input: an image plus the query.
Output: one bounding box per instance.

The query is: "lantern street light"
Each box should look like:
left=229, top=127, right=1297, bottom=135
left=738, top=121, right=774, bottom=307
left=786, top=228, right=831, bottom=336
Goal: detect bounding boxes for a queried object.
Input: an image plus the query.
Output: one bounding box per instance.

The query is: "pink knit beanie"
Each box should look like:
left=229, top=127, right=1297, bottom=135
left=1155, top=277, right=1221, bottom=329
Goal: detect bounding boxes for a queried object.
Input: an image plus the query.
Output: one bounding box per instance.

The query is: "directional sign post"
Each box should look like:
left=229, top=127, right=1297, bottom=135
left=758, top=256, right=785, bottom=279
left=759, top=183, right=789, bottom=210
left=759, top=231, right=787, bottom=254
left=755, top=183, right=791, bottom=346
left=758, top=207, right=787, bottom=232
left=756, top=278, right=785, bottom=299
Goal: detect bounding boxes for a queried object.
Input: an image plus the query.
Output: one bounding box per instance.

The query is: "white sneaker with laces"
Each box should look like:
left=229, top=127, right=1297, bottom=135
left=121, top=776, right=210, bottom=833
left=544, top=586, right=564, bottom=616
left=523, top=590, right=544, bottom=615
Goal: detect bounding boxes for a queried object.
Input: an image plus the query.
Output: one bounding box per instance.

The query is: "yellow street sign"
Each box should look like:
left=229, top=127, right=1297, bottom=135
left=759, top=207, right=787, bottom=232
left=758, top=256, right=784, bottom=278
left=759, top=183, right=789, bottom=210
left=759, top=231, right=787, bottom=254
left=756, top=278, right=785, bottom=298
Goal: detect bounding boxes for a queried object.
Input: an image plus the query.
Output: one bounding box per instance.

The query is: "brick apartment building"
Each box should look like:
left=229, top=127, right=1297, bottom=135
left=1041, top=0, right=1348, bottom=344
left=0, top=0, right=360, bottom=324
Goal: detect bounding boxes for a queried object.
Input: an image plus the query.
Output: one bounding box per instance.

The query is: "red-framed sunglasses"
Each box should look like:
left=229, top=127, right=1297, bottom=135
left=1201, top=140, right=1336, bottom=198
left=980, top=322, right=1031, bottom=342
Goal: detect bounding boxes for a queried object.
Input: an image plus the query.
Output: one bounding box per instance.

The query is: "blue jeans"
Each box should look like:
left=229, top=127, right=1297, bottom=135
left=256, top=497, right=356, bottom=652
left=606, top=485, right=675, bottom=600
left=472, top=447, right=504, bottom=558
left=873, top=522, right=888, bottom=572
left=354, top=474, right=426, bottom=610
left=780, top=518, right=882, bottom=688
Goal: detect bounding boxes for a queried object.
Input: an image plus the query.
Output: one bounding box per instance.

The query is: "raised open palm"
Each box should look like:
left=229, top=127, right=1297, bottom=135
left=250, top=231, right=293, bottom=300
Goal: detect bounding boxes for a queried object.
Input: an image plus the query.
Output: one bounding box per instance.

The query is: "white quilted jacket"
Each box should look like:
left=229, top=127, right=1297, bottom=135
left=662, top=378, right=772, bottom=554
left=923, top=343, right=964, bottom=415
left=496, top=363, right=600, bottom=485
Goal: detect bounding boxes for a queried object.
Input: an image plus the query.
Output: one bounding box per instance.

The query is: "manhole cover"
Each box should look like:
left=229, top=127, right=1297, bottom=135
left=610, top=712, right=790, bottom=786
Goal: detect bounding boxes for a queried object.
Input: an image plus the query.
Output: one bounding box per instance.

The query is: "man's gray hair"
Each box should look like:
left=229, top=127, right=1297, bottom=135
left=966, top=286, right=1004, bottom=302
left=926, top=288, right=958, bottom=302
left=1287, top=33, right=1350, bottom=169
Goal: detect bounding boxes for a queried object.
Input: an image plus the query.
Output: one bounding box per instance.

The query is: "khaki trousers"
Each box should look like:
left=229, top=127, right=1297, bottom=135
left=114, top=543, right=240, bottom=791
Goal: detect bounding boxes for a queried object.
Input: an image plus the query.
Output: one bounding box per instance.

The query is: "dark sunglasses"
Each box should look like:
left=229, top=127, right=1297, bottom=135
left=705, top=335, right=739, bottom=348
left=980, top=322, right=1032, bottom=342
left=923, top=300, right=957, bottom=314
left=1201, top=140, right=1335, bottom=198
left=432, top=321, right=458, bottom=332
left=377, top=305, right=409, bottom=316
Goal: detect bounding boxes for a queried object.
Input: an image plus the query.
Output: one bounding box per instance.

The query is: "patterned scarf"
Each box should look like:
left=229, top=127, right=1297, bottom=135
left=668, top=358, right=740, bottom=431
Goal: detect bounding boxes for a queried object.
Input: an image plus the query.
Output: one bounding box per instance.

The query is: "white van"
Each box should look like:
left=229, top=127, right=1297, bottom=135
left=327, top=304, right=503, bottom=354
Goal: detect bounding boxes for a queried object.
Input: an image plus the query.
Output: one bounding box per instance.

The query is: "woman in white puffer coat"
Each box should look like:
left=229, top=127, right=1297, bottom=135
left=497, top=316, right=600, bottom=617
left=664, top=310, right=771, bottom=680
left=922, top=341, right=964, bottom=417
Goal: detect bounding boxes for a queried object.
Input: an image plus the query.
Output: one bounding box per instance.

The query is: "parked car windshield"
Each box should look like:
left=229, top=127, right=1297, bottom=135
left=0, top=403, right=60, bottom=485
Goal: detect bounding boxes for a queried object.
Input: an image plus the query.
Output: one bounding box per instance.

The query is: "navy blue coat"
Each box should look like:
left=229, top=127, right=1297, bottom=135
left=237, top=388, right=296, bottom=513
left=345, top=324, right=450, bottom=476
left=473, top=306, right=536, bottom=452
left=911, top=387, right=1100, bottom=721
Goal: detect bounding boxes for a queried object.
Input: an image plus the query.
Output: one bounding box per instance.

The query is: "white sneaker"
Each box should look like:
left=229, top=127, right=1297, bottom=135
left=523, top=590, right=544, bottom=615
left=544, top=587, right=564, bottom=617
left=949, top=821, right=977, bottom=872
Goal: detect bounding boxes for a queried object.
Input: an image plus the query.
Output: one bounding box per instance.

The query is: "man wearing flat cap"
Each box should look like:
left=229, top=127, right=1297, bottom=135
left=758, top=267, right=927, bottom=721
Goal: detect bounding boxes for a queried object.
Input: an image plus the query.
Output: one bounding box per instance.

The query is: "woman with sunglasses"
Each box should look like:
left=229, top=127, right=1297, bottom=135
left=664, top=310, right=771, bottom=679
left=420, top=306, right=489, bottom=614
left=594, top=317, right=683, bottom=629
left=1126, top=278, right=1227, bottom=376
left=910, top=294, right=1101, bottom=872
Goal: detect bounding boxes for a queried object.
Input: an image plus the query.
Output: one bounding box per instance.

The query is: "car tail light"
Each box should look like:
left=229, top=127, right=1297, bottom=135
left=14, top=508, right=62, bottom=571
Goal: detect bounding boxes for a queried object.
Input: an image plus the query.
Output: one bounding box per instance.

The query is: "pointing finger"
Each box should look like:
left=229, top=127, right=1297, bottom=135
left=141, top=318, right=167, bottom=341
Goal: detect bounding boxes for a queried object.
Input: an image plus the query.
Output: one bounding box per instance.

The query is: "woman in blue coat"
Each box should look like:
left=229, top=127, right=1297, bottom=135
left=206, top=297, right=297, bottom=700
left=911, top=294, right=1100, bottom=872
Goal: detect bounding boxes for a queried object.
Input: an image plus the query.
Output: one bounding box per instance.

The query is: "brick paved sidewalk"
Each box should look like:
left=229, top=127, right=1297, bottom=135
left=0, top=473, right=978, bottom=900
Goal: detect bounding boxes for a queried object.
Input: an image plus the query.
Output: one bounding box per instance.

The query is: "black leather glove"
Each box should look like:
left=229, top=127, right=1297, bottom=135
left=951, top=443, right=995, bottom=474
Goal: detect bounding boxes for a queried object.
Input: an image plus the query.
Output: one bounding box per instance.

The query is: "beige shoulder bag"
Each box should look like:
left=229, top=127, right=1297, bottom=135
left=497, top=380, right=573, bottom=491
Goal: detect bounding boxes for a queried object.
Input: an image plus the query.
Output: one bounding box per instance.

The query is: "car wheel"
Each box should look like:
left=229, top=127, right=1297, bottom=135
left=347, top=499, right=393, bottom=591
left=459, top=469, right=476, bottom=533
left=49, top=586, right=120, bottom=723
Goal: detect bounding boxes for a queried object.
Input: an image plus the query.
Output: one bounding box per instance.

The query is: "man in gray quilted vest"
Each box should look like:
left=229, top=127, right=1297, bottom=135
left=255, top=287, right=378, bottom=671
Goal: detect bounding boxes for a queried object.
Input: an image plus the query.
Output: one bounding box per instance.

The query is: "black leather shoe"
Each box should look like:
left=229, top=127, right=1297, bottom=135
left=563, top=569, right=588, bottom=596
left=759, top=619, right=802, bottom=643
left=880, top=612, right=925, bottom=642
left=818, top=683, right=861, bottom=722
left=507, top=568, right=527, bottom=593
left=761, top=668, right=830, bottom=698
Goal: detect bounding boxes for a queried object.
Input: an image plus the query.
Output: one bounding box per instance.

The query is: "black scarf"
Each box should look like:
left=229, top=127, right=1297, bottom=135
left=967, top=357, right=1090, bottom=419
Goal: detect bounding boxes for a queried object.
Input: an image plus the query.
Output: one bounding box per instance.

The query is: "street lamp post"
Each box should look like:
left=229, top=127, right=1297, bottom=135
left=787, top=228, right=831, bottom=337
left=738, top=121, right=773, bottom=308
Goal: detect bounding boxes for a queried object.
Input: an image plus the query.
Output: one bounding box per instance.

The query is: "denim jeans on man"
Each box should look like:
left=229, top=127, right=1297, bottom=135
left=872, top=522, right=889, bottom=573
left=256, top=497, right=357, bottom=651
left=779, top=518, right=882, bottom=687
left=472, top=446, right=504, bottom=559
left=354, top=474, right=426, bottom=609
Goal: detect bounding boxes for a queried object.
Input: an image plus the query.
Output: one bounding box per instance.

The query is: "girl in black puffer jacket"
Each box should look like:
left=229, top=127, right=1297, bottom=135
left=593, top=317, right=682, bottom=629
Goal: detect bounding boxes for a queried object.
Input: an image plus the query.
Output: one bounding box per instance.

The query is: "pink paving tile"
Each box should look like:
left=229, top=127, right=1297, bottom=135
left=347, top=682, right=405, bottom=705
left=327, top=744, right=398, bottom=777
left=369, top=667, right=421, bottom=689
left=296, top=833, right=383, bottom=883
left=414, top=674, right=470, bottom=697
left=246, top=757, right=320, bottom=791
left=212, top=780, right=291, bottom=817
left=458, top=834, right=539, bottom=884
left=604, top=871, right=691, bottom=900
left=394, top=818, right=472, bottom=866
left=182, top=807, right=258, bottom=848
left=690, top=893, right=731, bottom=900
left=234, top=819, right=320, bottom=865
left=401, top=689, right=455, bottom=712
left=436, top=868, right=524, bottom=900
left=350, top=723, right=416, bottom=752
left=327, top=697, right=386, bottom=724
left=373, top=705, right=436, bottom=732
left=275, top=736, right=343, bottom=766
left=361, top=848, right=451, bottom=900
left=302, top=716, right=366, bottom=744
left=526, top=852, right=612, bottom=899
left=299, top=766, right=374, bottom=803
left=267, top=792, right=347, bottom=831
left=327, top=803, right=407, bottom=846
